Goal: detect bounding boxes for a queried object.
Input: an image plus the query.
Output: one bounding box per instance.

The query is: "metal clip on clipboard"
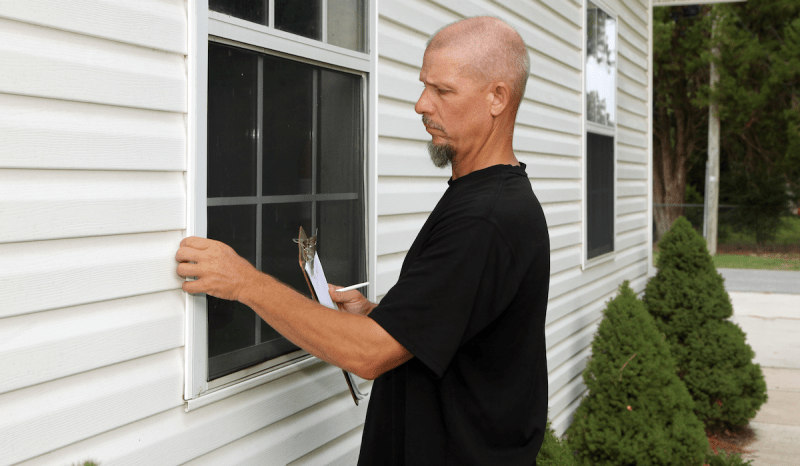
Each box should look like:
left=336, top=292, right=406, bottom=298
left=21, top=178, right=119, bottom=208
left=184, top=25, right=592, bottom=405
left=294, top=226, right=369, bottom=406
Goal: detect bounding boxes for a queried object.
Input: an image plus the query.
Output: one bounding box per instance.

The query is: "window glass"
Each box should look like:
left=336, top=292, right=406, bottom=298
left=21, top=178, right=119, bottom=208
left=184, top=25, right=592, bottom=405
left=207, top=45, right=259, bottom=198
left=587, top=133, right=615, bottom=259
left=206, top=41, right=366, bottom=381
left=328, top=0, right=366, bottom=52
left=275, top=0, right=322, bottom=41
left=586, top=3, right=616, bottom=127
left=209, top=0, right=267, bottom=26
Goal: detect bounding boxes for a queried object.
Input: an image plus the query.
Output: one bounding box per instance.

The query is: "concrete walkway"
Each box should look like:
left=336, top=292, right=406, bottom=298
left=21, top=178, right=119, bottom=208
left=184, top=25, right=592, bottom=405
left=726, top=269, right=800, bottom=466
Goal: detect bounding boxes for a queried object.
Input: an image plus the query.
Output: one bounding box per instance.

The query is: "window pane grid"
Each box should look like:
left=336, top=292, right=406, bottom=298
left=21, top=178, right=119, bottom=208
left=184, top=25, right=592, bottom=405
left=206, top=41, right=366, bottom=381
left=210, top=0, right=365, bottom=52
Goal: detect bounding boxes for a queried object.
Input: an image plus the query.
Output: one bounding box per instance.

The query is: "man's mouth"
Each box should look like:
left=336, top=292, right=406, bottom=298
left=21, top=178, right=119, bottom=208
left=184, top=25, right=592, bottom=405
left=422, top=115, right=445, bottom=133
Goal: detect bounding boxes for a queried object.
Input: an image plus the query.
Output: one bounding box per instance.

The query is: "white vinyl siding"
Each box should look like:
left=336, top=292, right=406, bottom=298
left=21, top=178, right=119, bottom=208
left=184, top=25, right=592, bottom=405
left=377, top=0, right=651, bottom=436
left=1, top=0, right=651, bottom=463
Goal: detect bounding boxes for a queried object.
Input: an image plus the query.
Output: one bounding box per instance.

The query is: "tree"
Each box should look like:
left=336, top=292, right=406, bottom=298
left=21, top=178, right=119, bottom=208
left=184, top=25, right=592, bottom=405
left=653, top=6, right=712, bottom=240
left=708, top=1, right=800, bottom=240
left=567, top=281, right=707, bottom=466
left=644, top=218, right=767, bottom=429
left=653, top=1, right=800, bottom=241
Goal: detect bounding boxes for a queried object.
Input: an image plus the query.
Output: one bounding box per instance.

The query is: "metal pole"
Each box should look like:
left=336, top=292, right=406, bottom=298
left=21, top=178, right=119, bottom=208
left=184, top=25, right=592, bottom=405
left=704, top=14, right=720, bottom=255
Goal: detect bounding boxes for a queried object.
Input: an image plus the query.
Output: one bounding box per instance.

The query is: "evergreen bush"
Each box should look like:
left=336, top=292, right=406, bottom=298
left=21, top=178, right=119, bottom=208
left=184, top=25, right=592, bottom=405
left=644, top=217, right=767, bottom=429
left=537, top=420, right=576, bottom=466
left=566, top=281, right=708, bottom=466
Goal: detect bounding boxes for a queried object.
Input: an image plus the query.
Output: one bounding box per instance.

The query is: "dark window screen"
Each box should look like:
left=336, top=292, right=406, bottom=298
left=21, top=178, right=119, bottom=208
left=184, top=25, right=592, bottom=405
left=207, top=41, right=366, bottom=381
left=587, top=132, right=614, bottom=259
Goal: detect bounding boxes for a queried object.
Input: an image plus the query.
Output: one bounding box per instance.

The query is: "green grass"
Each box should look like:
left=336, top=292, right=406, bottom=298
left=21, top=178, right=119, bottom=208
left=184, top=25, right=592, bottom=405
left=720, top=215, right=800, bottom=246
left=712, top=254, right=800, bottom=271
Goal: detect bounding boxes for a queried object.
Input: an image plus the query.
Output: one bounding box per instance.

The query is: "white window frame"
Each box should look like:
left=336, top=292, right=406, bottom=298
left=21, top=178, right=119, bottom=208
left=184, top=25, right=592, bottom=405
left=185, top=0, right=378, bottom=410
left=582, top=0, right=618, bottom=269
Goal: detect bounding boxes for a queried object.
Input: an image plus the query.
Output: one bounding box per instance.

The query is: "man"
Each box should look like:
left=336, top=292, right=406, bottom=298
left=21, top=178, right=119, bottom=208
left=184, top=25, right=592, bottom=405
left=176, top=16, right=549, bottom=465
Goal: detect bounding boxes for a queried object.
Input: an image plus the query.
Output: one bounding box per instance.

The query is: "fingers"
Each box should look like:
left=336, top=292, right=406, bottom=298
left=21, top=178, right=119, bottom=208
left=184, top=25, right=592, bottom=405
left=182, top=278, right=207, bottom=295
left=179, top=236, right=214, bottom=249
left=176, top=262, right=202, bottom=278
left=175, top=245, right=204, bottom=263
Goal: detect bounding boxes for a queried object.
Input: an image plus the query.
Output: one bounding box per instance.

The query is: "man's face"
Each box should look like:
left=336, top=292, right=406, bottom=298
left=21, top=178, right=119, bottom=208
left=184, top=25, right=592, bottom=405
left=415, top=46, right=493, bottom=167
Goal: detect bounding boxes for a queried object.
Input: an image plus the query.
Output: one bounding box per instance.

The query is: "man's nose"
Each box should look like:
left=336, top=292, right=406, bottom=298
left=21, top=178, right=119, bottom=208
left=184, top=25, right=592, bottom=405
left=415, top=88, right=431, bottom=115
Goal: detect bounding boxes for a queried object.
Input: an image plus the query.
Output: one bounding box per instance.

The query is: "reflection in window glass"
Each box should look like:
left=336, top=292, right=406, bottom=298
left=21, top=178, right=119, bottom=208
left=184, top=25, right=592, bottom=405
left=209, top=0, right=266, bottom=25
left=328, top=0, right=366, bottom=52
left=586, top=2, right=616, bottom=127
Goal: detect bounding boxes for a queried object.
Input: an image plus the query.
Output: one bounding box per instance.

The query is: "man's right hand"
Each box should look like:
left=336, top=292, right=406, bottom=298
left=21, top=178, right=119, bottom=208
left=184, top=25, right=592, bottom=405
left=328, top=284, right=378, bottom=316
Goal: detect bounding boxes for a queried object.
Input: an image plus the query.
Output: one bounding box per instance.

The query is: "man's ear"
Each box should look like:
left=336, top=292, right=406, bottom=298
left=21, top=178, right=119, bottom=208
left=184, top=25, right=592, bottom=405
left=488, top=81, right=511, bottom=117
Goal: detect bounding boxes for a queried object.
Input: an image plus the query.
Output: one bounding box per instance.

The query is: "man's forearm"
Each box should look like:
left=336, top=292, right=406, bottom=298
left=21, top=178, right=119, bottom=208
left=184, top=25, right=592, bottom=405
left=238, top=269, right=409, bottom=380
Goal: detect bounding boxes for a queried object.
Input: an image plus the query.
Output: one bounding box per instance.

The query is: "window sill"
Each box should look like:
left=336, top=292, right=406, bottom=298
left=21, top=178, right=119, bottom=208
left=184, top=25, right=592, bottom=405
left=184, top=354, right=320, bottom=412
left=583, top=250, right=615, bottom=270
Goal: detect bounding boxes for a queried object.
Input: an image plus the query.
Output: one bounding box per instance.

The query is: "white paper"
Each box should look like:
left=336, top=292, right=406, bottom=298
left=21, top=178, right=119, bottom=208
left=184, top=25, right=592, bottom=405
left=305, top=252, right=336, bottom=310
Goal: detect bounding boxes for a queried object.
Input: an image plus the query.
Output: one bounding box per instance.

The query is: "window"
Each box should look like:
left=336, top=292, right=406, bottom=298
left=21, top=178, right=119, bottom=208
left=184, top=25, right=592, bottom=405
left=187, top=0, right=375, bottom=404
left=585, top=2, right=616, bottom=261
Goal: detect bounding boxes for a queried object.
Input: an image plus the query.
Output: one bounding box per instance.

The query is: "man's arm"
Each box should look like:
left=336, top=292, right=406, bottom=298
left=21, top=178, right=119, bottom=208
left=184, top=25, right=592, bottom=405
left=176, top=236, right=411, bottom=380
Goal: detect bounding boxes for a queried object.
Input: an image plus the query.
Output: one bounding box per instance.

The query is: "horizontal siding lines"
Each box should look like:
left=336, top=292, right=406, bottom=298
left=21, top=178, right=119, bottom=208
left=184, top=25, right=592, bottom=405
left=377, top=18, right=427, bottom=69
left=379, top=0, right=458, bottom=39
left=0, top=291, right=184, bottom=396
left=530, top=48, right=583, bottom=94
left=0, top=0, right=187, bottom=55
left=548, top=223, right=582, bottom=252
left=376, top=251, right=406, bottom=297
left=16, top=362, right=355, bottom=466
left=517, top=153, right=581, bottom=180
left=617, top=196, right=647, bottom=217
left=290, top=425, right=364, bottom=466
left=411, top=0, right=583, bottom=70
left=617, top=53, right=648, bottom=88
left=539, top=0, right=582, bottom=28
left=617, top=160, right=647, bottom=181
left=541, top=201, right=582, bottom=228
left=547, top=346, right=590, bottom=434
left=0, top=169, right=186, bottom=244
left=549, top=243, right=648, bottom=299
left=183, top=391, right=368, bottom=466
left=377, top=176, right=447, bottom=216
left=531, top=179, right=581, bottom=205
left=517, top=104, right=581, bottom=137
left=0, top=93, right=186, bottom=171
left=550, top=245, right=582, bottom=275
left=1, top=231, right=185, bottom=318
left=1, top=349, right=184, bottom=466
left=376, top=212, right=429, bottom=256
left=617, top=179, right=647, bottom=198
left=617, top=211, right=648, bottom=235
left=492, top=0, right=581, bottom=50
left=616, top=227, right=648, bottom=252
left=617, top=144, right=647, bottom=164
left=527, top=76, right=582, bottom=115
left=515, top=126, right=582, bottom=158
left=0, top=17, right=186, bottom=113
left=616, top=104, right=648, bottom=134
left=618, top=73, right=648, bottom=103
left=378, top=139, right=445, bottom=178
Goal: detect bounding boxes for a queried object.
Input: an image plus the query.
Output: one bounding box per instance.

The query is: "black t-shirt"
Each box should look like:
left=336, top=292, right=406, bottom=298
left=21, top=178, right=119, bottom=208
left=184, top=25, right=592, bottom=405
left=358, top=163, right=550, bottom=466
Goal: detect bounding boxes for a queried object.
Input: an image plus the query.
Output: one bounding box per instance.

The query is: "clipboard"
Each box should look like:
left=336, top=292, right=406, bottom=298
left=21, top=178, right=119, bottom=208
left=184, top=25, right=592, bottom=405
left=294, top=226, right=369, bottom=406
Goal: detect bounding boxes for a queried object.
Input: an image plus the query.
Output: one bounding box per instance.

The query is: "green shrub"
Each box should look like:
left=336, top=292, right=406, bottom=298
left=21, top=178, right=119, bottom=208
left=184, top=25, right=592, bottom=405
left=537, top=420, right=576, bottom=466
left=644, top=217, right=767, bottom=429
left=705, top=449, right=753, bottom=466
left=566, top=281, right=708, bottom=466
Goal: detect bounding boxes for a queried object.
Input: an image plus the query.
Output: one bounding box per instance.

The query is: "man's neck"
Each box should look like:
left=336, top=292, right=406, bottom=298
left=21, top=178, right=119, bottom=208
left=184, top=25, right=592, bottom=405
left=450, top=133, right=518, bottom=180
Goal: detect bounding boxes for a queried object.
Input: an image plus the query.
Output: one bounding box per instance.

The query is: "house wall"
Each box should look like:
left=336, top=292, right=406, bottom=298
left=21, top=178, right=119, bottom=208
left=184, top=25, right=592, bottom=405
left=0, top=0, right=650, bottom=464
left=375, top=0, right=651, bottom=435
left=0, top=1, right=365, bottom=465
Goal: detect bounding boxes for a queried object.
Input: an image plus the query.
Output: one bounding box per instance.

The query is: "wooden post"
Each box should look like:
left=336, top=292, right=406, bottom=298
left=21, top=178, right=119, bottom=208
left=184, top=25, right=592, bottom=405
left=704, top=14, right=720, bottom=255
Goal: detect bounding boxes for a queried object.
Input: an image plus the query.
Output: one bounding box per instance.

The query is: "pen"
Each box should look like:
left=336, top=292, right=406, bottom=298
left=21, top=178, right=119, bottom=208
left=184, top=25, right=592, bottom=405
left=335, top=282, right=370, bottom=292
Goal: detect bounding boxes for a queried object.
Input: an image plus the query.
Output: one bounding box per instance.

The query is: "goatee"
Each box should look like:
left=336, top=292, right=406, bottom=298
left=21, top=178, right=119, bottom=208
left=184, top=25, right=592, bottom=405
left=428, top=141, right=457, bottom=168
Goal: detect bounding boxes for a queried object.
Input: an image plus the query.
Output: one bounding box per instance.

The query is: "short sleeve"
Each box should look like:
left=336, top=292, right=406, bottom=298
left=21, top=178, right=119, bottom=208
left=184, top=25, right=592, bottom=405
left=369, top=217, right=519, bottom=377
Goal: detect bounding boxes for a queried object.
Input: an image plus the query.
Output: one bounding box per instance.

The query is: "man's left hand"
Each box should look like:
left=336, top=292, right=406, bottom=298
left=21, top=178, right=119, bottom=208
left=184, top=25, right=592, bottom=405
left=175, top=236, right=259, bottom=301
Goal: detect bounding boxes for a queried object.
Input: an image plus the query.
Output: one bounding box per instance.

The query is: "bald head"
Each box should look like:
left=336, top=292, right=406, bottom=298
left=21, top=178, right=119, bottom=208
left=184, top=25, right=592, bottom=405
left=427, top=17, right=530, bottom=111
